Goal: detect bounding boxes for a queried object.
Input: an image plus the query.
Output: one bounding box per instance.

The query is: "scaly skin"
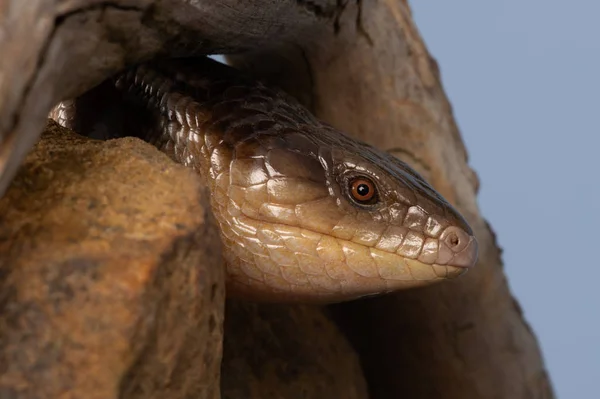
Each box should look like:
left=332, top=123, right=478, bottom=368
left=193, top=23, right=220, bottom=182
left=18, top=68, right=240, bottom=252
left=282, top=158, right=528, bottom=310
left=51, top=57, right=478, bottom=303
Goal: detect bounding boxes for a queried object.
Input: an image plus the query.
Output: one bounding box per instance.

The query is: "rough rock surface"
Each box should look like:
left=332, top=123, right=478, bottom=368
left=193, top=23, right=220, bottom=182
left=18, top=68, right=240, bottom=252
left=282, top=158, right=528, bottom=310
left=0, top=121, right=224, bottom=399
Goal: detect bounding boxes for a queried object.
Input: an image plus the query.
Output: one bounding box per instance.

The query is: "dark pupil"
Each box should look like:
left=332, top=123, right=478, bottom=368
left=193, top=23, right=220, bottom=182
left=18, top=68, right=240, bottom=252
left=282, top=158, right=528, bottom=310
left=357, top=184, right=370, bottom=197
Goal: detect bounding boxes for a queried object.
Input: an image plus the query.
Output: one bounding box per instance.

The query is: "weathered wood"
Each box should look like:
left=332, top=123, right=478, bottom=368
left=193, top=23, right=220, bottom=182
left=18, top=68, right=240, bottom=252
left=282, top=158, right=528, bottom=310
left=221, top=301, right=369, bottom=399
left=228, top=1, right=554, bottom=398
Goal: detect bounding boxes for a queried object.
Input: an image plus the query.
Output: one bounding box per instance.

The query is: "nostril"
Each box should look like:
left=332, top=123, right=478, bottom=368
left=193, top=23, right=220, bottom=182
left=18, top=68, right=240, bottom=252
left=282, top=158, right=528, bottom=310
left=438, top=227, right=479, bottom=268
left=447, top=232, right=460, bottom=248
left=440, top=226, right=468, bottom=253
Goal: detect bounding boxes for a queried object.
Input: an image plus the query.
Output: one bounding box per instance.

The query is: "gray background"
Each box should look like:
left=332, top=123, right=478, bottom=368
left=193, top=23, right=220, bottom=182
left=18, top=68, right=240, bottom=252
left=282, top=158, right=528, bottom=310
left=411, top=1, right=598, bottom=398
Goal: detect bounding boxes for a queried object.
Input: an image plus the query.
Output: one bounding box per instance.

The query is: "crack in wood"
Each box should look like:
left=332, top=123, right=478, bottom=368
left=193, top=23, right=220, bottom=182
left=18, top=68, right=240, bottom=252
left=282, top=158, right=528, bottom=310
left=333, top=0, right=349, bottom=34
left=295, top=0, right=338, bottom=19
left=355, top=0, right=374, bottom=45
left=55, top=2, right=145, bottom=23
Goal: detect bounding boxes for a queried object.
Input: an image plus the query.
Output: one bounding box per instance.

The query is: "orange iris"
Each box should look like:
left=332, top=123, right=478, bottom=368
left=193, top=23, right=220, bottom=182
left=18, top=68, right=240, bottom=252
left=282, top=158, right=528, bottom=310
left=350, top=178, right=376, bottom=203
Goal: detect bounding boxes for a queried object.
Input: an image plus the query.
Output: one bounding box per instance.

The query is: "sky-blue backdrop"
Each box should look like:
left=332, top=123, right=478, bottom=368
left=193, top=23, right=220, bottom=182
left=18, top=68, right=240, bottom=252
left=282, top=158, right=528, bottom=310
left=411, top=1, right=598, bottom=398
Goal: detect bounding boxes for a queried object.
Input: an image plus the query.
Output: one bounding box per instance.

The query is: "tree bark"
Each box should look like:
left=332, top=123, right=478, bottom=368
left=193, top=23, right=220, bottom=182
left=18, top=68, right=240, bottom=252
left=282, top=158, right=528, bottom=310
left=0, top=0, right=554, bottom=398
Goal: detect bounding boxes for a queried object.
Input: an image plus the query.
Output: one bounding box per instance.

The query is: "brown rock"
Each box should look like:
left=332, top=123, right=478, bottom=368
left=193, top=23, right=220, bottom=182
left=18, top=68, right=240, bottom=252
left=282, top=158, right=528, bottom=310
left=0, top=120, right=224, bottom=399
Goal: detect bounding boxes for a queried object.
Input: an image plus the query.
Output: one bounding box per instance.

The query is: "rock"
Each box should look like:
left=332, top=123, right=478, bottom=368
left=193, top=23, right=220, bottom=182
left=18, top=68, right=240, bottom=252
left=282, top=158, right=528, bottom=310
left=0, top=120, right=224, bottom=399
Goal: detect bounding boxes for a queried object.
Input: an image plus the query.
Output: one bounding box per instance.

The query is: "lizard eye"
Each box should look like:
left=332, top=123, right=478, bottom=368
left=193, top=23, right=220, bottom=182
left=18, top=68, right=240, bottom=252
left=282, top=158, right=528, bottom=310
left=349, top=177, right=378, bottom=205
